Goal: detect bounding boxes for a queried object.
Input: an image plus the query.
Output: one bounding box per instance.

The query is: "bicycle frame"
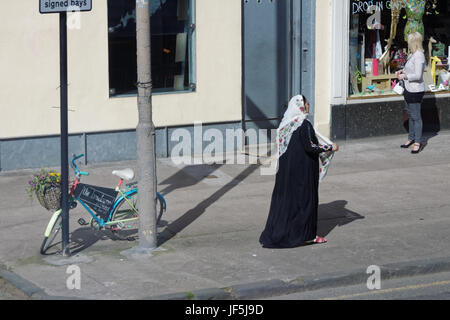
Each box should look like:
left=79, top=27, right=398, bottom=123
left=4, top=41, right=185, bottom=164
left=75, top=187, right=138, bottom=228
left=41, top=154, right=167, bottom=254
left=69, top=154, right=166, bottom=229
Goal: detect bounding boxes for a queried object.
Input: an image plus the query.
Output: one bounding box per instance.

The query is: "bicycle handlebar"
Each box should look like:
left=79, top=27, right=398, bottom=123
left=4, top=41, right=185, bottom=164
left=71, top=154, right=89, bottom=176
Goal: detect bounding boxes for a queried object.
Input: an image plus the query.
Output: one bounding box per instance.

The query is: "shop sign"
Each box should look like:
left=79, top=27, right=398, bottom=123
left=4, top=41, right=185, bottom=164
left=351, top=0, right=403, bottom=15
left=39, top=0, right=92, bottom=14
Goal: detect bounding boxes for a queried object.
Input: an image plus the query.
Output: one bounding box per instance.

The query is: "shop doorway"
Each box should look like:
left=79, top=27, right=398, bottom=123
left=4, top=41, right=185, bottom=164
left=242, top=0, right=316, bottom=133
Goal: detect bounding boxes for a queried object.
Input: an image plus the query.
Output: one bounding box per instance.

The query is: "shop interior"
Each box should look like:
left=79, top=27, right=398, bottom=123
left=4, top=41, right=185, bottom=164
left=349, top=0, right=450, bottom=98
left=107, top=0, right=191, bottom=96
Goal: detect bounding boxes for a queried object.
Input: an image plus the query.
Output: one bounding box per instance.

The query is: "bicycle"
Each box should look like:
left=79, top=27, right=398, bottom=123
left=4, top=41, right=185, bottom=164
left=40, top=154, right=166, bottom=255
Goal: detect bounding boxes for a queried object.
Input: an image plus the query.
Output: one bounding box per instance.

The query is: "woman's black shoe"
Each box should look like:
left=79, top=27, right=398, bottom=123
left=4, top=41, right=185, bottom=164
left=401, top=140, right=415, bottom=148
left=411, top=144, right=421, bottom=154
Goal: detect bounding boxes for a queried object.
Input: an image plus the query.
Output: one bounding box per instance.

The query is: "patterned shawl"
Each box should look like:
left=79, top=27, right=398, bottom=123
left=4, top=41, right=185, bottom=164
left=276, top=95, right=335, bottom=182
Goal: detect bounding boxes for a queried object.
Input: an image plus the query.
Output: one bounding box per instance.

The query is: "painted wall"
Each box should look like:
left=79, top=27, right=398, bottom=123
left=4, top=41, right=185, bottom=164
left=313, top=0, right=332, bottom=137
left=0, top=0, right=242, bottom=139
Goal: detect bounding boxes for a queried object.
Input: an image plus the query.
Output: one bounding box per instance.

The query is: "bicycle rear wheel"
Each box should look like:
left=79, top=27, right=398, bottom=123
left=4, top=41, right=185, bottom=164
left=156, top=193, right=165, bottom=226
left=110, top=192, right=139, bottom=240
left=40, top=212, right=62, bottom=255
left=110, top=192, right=164, bottom=240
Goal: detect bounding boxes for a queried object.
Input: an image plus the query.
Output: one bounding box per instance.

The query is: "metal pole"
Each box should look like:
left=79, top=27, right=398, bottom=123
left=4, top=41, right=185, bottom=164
left=60, top=12, right=70, bottom=256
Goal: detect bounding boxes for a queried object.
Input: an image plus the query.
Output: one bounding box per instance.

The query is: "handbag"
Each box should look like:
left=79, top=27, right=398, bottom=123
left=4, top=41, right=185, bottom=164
left=393, top=80, right=405, bottom=95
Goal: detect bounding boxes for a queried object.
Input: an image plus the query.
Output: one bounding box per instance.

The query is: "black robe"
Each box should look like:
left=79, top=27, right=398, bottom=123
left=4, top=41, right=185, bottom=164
left=259, top=120, right=329, bottom=248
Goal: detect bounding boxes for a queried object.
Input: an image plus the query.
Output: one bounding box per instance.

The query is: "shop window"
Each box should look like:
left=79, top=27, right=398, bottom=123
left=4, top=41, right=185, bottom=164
left=349, top=0, right=450, bottom=98
left=108, top=0, right=195, bottom=96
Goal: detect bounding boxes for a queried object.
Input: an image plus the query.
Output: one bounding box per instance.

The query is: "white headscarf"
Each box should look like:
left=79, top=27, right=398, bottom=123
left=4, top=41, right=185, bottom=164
left=276, top=94, right=335, bottom=182
left=276, top=95, right=309, bottom=159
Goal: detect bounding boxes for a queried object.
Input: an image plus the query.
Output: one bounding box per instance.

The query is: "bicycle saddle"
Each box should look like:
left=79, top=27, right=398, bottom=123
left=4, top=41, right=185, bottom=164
left=112, top=168, right=135, bottom=181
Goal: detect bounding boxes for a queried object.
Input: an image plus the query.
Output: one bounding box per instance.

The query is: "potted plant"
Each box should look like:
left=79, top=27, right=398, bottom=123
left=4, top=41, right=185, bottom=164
left=27, top=169, right=61, bottom=211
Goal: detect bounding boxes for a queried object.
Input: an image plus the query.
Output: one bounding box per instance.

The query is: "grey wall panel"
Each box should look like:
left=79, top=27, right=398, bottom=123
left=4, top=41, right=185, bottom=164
left=0, top=123, right=241, bottom=171
left=155, top=128, right=168, bottom=158
left=0, top=135, right=84, bottom=171
left=85, top=128, right=167, bottom=163
left=86, top=131, right=137, bottom=163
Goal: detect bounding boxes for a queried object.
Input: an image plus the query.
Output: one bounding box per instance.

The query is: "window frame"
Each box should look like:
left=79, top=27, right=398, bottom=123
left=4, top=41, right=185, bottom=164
left=107, top=0, right=197, bottom=98
left=333, top=0, right=450, bottom=103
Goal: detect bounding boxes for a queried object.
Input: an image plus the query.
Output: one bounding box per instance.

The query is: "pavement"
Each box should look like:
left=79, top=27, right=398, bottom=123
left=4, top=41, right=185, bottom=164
left=1, top=130, right=450, bottom=300
left=266, top=271, right=450, bottom=300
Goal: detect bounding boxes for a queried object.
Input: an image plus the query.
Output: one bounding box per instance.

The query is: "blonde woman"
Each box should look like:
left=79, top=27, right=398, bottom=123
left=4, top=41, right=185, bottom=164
left=396, top=32, right=426, bottom=154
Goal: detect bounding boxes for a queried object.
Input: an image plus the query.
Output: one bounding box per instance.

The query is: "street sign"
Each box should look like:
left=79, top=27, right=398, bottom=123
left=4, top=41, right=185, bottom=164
left=39, top=0, right=92, bottom=14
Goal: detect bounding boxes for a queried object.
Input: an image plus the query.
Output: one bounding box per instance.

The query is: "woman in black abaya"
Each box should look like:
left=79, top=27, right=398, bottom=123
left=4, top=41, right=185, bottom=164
left=259, top=95, right=339, bottom=248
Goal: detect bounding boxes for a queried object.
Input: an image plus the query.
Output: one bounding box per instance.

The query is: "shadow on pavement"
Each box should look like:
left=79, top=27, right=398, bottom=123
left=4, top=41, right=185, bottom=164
left=420, top=131, right=438, bottom=152
left=402, top=97, right=440, bottom=152
left=158, top=164, right=261, bottom=246
left=62, top=169, right=358, bottom=253
left=318, top=200, right=365, bottom=237
left=67, top=228, right=115, bottom=255
left=53, top=164, right=255, bottom=253
left=158, top=163, right=224, bottom=196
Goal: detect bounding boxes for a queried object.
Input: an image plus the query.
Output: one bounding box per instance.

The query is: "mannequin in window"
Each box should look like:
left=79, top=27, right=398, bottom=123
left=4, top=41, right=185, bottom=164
left=380, top=0, right=437, bottom=68
left=403, top=0, right=426, bottom=42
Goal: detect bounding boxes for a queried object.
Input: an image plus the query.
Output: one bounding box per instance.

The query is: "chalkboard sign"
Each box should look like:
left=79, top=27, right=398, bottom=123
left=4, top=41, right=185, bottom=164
left=74, top=183, right=118, bottom=220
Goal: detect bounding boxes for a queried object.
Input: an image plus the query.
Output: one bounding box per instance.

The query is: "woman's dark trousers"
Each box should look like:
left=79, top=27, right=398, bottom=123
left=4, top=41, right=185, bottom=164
left=406, top=102, right=423, bottom=143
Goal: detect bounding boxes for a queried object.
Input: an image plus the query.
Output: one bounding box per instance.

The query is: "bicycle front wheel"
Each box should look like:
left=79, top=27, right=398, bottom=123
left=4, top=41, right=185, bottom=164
left=40, top=211, right=62, bottom=255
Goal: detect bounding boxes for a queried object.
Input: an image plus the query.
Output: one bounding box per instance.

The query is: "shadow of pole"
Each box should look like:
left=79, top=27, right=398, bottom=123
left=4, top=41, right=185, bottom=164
left=67, top=227, right=110, bottom=255
left=158, top=164, right=261, bottom=246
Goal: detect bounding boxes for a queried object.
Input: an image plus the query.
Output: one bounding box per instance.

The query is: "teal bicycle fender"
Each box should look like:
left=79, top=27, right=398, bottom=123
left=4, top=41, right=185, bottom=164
left=44, top=209, right=62, bottom=237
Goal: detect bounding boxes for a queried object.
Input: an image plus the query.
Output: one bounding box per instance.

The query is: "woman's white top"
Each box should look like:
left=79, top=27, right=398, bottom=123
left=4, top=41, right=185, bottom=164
left=403, top=51, right=426, bottom=93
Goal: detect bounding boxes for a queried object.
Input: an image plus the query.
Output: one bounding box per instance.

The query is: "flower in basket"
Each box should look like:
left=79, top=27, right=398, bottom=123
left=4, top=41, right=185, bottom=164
left=26, top=169, right=62, bottom=211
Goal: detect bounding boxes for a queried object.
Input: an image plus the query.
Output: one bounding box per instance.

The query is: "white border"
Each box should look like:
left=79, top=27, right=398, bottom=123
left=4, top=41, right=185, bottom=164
left=330, top=0, right=350, bottom=105
left=332, top=1, right=450, bottom=106
left=347, top=92, right=450, bottom=104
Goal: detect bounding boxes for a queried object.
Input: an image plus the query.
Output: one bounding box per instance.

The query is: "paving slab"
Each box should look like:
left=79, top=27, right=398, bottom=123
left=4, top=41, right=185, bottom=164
left=1, top=131, right=450, bottom=299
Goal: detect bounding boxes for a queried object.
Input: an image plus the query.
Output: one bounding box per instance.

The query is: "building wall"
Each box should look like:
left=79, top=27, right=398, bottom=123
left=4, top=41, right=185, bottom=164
left=0, top=0, right=242, bottom=139
left=313, top=0, right=332, bottom=137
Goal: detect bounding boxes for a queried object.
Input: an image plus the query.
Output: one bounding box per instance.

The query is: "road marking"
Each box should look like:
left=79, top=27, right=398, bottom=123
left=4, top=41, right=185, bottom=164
left=321, top=280, right=450, bottom=300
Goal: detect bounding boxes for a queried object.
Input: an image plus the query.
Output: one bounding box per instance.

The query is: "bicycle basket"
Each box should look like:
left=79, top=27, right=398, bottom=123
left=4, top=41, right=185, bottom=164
left=36, top=184, right=62, bottom=211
